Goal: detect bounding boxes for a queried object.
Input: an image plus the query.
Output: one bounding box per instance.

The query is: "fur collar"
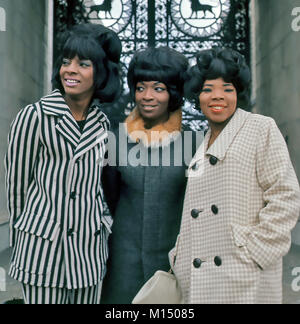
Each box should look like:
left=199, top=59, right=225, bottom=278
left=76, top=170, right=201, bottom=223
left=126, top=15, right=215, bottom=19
left=125, top=107, right=182, bottom=147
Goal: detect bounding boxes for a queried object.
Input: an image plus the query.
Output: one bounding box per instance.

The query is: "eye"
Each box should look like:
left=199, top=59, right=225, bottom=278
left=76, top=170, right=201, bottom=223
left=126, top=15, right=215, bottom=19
left=154, top=87, right=166, bottom=92
left=62, top=58, right=71, bottom=66
left=224, top=88, right=235, bottom=93
left=136, top=86, right=145, bottom=92
left=201, top=88, right=212, bottom=93
left=80, top=61, right=92, bottom=68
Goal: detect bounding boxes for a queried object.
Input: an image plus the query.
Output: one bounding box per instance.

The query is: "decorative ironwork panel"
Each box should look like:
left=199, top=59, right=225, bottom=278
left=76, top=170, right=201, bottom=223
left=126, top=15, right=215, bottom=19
left=54, top=0, right=88, bottom=33
left=157, top=0, right=250, bottom=63
left=84, top=1, right=150, bottom=93
left=54, top=0, right=250, bottom=129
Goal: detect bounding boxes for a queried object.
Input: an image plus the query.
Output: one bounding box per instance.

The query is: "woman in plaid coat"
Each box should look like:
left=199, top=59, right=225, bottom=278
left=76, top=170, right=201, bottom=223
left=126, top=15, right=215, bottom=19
left=171, top=47, right=300, bottom=304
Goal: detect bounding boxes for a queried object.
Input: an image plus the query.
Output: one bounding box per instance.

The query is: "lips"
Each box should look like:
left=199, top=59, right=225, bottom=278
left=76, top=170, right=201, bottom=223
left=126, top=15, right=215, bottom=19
left=64, top=78, right=80, bottom=87
left=209, top=105, right=226, bottom=113
left=141, top=105, right=158, bottom=111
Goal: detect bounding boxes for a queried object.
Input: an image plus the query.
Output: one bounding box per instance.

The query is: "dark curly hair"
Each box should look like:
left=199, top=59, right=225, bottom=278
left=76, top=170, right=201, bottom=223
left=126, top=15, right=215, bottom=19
left=52, top=23, right=122, bottom=103
left=127, top=46, right=189, bottom=112
left=184, top=47, right=251, bottom=110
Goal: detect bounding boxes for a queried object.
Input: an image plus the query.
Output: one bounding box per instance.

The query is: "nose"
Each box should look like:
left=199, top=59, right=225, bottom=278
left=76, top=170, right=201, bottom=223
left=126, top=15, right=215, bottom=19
left=211, top=89, right=224, bottom=100
left=143, top=88, right=154, bottom=100
left=64, top=61, right=78, bottom=74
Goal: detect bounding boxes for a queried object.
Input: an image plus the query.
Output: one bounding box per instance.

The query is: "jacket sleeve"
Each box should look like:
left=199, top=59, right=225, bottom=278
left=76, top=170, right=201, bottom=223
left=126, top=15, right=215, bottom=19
left=245, top=117, right=300, bottom=269
left=101, top=165, right=121, bottom=217
left=4, top=104, right=40, bottom=247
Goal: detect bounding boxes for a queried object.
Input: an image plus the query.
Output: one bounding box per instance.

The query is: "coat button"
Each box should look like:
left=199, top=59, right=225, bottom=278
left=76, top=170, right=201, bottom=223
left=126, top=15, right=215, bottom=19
left=214, top=256, right=222, bottom=267
left=191, top=209, right=202, bottom=218
left=211, top=205, right=219, bottom=215
left=209, top=156, right=218, bottom=165
left=193, top=258, right=203, bottom=268
left=94, top=230, right=101, bottom=236
left=192, top=163, right=200, bottom=171
left=70, top=192, right=76, bottom=199
left=67, top=229, right=74, bottom=236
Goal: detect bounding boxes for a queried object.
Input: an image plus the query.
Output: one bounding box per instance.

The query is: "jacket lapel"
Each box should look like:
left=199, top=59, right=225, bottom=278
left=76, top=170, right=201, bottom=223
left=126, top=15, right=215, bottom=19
left=41, top=90, right=109, bottom=155
left=73, top=107, right=109, bottom=160
left=55, top=114, right=81, bottom=149
left=41, top=90, right=81, bottom=149
left=206, top=108, right=250, bottom=161
left=41, top=90, right=70, bottom=116
left=189, top=109, right=251, bottom=169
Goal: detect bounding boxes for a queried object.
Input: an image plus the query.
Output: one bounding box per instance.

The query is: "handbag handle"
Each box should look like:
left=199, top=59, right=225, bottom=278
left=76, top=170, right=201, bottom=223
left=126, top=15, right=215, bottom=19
left=169, top=235, right=180, bottom=273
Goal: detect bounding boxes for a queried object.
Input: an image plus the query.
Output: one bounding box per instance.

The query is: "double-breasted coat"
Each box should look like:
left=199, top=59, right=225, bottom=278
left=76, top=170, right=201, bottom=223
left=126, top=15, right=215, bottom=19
left=5, top=90, right=111, bottom=289
left=172, top=108, right=300, bottom=304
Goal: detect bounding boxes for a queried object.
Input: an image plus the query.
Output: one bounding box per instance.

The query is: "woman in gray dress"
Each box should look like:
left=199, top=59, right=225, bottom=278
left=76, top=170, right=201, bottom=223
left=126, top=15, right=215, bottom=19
left=100, top=47, right=200, bottom=304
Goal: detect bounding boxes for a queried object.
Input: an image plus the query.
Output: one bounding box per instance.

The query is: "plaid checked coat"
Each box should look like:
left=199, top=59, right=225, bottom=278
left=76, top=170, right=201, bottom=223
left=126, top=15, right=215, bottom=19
left=171, top=108, right=300, bottom=304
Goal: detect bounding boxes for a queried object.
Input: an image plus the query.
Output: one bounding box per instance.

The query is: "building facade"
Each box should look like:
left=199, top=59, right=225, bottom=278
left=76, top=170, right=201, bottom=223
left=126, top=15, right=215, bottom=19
left=0, top=0, right=52, bottom=251
left=252, top=0, right=300, bottom=244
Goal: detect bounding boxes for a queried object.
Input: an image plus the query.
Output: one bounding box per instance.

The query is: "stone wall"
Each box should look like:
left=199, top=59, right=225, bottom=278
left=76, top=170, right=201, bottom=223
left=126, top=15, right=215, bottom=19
left=253, top=0, right=300, bottom=244
left=0, top=0, right=48, bottom=249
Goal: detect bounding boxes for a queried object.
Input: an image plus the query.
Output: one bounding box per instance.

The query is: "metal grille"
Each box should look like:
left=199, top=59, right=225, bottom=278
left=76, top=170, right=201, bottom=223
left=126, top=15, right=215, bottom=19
left=54, top=0, right=250, bottom=130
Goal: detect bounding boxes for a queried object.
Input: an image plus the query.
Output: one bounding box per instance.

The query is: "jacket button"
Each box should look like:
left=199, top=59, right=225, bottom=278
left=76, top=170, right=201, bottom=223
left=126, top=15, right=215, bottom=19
left=211, top=205, right=219, bottom=215
left=67, top=229, right=74, bottom=236
left=214, top=256, right=222, bottom=267
left=193, top=258, right=203, bottom=268
left=70, top=192, right=76, bottom=199
left=94, top=230, right=101, bottom=236
left=209, top=156, right=218, bottom=165
left=191, top=209, right=202, bottom=218
left=192, top=163, right=200, bottom=171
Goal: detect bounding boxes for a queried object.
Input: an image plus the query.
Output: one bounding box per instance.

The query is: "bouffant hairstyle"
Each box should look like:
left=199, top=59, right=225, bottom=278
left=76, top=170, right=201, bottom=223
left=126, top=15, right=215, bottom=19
left=127, top=46, right=189, bottom=112
left=52, top=23, right=122, bottom=103
left=184, top=47, right=251, bottom=110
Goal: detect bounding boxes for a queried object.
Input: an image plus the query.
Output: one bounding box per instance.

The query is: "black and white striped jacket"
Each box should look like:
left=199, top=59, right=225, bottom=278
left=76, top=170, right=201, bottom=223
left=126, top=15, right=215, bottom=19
left=5, top=90, right=111, bottom=289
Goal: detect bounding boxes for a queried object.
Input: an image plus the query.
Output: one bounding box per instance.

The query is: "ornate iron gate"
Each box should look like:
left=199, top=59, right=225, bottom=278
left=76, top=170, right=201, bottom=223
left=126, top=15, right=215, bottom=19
left=54, top=0, right=250, bottom=129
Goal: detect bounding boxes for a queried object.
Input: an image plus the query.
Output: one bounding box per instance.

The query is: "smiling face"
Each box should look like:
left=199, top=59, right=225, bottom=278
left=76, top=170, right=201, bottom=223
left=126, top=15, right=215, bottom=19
left=135, top=81, right=170, bottom=127
left=59, top=55, right=94, bottom=101
left=199, top=77, right=238, bottom=130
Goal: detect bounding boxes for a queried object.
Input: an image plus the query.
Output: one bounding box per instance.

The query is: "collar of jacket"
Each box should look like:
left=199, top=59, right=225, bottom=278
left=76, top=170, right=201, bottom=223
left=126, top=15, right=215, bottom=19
left=190, top=108, right=251, bottom=167
left=40, top=89, right=101, bottom=116
left=40, top=89, right=109, bottom=158
left=124, top=107, right=182, bottom=148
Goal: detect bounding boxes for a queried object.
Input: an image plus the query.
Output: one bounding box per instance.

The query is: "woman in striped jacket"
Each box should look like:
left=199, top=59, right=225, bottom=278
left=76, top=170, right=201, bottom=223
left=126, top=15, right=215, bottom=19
left=4, top=23, right=121, bottom=304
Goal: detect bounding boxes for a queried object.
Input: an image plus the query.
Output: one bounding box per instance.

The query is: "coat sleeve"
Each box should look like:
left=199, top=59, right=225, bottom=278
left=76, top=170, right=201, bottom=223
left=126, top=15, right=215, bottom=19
left=4, top=104, right=40, bottom=247
left=245, top=117, right=300, bottom=269
left=101, top=125, right=122, bottom=217
left=101, top=165, right=121, bottom=217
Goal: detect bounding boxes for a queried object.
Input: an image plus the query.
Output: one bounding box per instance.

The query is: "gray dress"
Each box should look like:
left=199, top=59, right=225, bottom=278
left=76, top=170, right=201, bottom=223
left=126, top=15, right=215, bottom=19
left=101, top=123, right=199, bottom=304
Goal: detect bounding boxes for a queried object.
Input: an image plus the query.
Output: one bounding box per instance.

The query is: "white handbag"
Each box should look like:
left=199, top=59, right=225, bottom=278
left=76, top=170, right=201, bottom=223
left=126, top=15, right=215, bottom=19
left=132, top=237, right=182, bottom=304
left=131, top=270, right=182, bottom=304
